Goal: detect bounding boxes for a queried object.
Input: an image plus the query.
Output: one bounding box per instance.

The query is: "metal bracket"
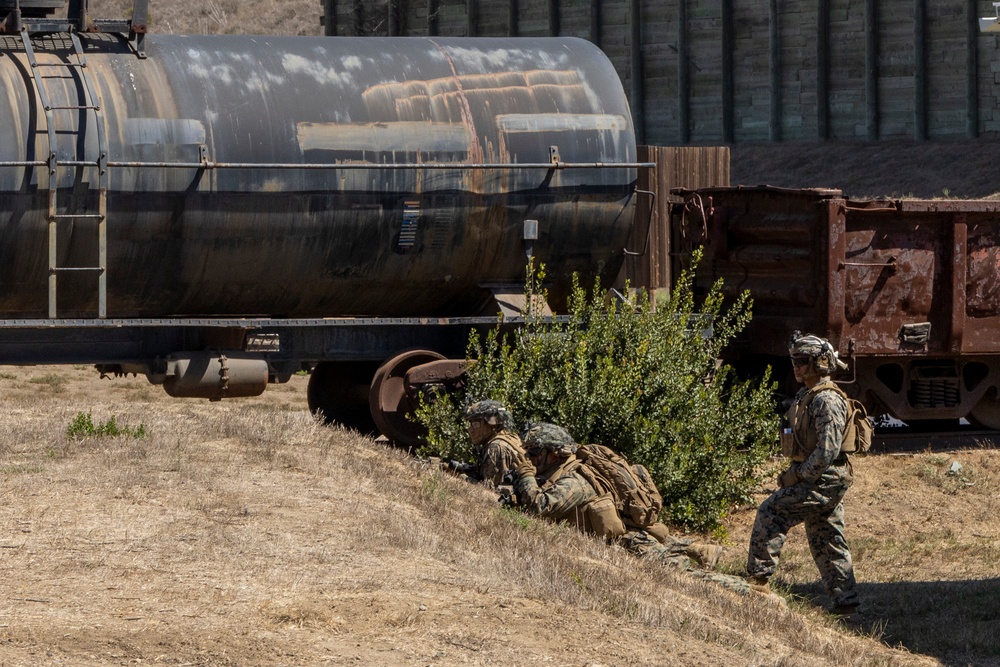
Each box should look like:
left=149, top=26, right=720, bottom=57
left=548, top=145, right=562, bottom=167
left=199, top=144, right=214, bottom=168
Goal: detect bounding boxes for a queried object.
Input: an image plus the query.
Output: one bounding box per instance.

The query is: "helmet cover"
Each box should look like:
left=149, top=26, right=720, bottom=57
left=522, top=423, right=577, bottom=456
left=464, top=399, right=513, bottom=429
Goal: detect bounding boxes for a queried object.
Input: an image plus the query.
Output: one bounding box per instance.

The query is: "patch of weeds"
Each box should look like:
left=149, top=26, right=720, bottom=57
left=496, top=505, right=533, bottom=530
left=0, top=372, right=16, bottom=380
left=1, top=463, right=42, bottom=475
left=66, top=412, right=148, bottom=439
left=29, top=373, right=67, bottom=392
left=420, top=475, right=450, bottom=505
left=294, top=369, right=309, bottom=376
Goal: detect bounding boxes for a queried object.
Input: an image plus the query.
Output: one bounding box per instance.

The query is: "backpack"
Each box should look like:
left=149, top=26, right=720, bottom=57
left=841, top=395, right=873, bottom=454
left=574, top=444, right=663, bottom=529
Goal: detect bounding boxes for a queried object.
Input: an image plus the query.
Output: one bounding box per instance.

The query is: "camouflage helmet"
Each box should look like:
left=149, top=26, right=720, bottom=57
left=788, top=330, right=848, bottom=375
left=463, top=399, right=513, bottom=429
left=522, top=423, right=577, bottom=457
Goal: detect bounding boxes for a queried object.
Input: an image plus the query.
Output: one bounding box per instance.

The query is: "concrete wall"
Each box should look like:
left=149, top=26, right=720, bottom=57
left=322, top=0, right=1000, bottom=144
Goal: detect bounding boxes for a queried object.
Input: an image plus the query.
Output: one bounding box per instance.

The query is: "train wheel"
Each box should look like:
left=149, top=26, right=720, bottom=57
left=968, top=389, right=1000, bottom=430
left=369, top=349, right=446, bottom=448
left=307, top=361, right=380, bottom=433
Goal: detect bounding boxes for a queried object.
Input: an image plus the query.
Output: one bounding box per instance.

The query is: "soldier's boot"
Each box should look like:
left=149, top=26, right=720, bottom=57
left=686, top=543, right=724, bottom=570
left=747, top=575, right=771, bottom=595
left=831, top=602, right=860, bottom=618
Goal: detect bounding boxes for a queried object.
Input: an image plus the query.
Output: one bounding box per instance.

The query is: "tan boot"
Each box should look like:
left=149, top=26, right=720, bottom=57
left=686, top=543, right=724, bottom=570
left=747, top=575, right=770, bottom=594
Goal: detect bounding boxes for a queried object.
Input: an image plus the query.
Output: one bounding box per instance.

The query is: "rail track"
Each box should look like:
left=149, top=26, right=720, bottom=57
left=871, top=427, right=1000, bottom=454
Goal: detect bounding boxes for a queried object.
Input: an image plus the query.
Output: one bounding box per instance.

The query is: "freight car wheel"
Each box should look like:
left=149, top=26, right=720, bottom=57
left=968, top=390, right=1000, bottom=430
left=369, top=349, right=447, bottom=448
left=308, top=361, right=380, bottom=434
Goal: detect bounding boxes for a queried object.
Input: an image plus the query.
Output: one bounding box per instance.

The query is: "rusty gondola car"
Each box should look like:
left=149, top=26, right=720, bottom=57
left=0, top=1, right=643, bottom=444
left=671, top=186, right=1000, bottom=429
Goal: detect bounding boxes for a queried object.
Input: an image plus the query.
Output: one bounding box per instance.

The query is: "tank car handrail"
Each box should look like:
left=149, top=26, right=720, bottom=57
left=3, top=160, right=654, bottom=170
left=97, top=160, right=656, bottom=171
left=0, top=316, right=571, bottom=328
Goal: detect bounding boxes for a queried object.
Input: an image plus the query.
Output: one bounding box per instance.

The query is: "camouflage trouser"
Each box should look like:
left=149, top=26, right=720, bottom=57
left=622, top=530, right=752, bottom=596
left=746, top=463, right=859, bottom=606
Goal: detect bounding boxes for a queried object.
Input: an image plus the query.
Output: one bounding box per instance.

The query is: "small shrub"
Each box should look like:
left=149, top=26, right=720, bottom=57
left=30, top=373, right=67, bottom=392
left=66, top=412, right=148, bottom=439
left=415, top=252, right=778, bottom=532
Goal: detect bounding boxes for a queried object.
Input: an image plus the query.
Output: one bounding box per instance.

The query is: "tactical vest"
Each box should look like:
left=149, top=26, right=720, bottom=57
left=781, top=380, right=854, bottom=462
left=491, top=430, right=526, bottom=456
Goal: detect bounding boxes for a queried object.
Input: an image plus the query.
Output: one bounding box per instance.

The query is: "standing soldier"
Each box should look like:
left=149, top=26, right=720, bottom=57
left=746, top=332, right=861, bottom=616
left=461, top=400, right=527, bottom=487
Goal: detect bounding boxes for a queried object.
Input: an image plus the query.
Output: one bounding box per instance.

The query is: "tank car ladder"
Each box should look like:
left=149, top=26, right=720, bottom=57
left=20, top=29, right=108, bottom=319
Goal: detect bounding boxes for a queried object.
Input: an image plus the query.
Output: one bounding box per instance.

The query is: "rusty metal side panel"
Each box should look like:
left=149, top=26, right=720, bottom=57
left=673, top=186, right=841, bottom=356
left=840, top=209, right=947, bottom=355
left=682, top=187, right=1000, bottom=359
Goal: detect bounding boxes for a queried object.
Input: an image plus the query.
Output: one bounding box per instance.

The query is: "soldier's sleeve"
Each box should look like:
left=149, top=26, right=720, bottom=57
left=516, top=472, right=596, bottom=518
left=796, top=390, right=848, bottom=483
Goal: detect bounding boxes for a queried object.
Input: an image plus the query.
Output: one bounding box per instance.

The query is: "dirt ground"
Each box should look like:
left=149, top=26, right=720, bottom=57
left=730, top=139, right=1000, bottom=199
left=1, top=366, right=996, bottom=666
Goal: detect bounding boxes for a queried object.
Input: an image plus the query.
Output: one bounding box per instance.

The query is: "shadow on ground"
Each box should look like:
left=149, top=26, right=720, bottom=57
left=789, top=578, right=1000, bottom=667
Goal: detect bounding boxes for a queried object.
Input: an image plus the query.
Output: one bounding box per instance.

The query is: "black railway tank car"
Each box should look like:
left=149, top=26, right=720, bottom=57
left=672, top=186, right=1000, bottom=429
left=0, top=2, right=643, bottom=444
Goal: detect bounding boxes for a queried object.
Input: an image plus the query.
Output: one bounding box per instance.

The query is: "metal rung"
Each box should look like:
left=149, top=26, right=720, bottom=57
left=51, top=267, right=105, bottom=273
left=36, top=62, right=84, bottom=68
left=46, top=105, right=100, bottom=111
left=51, top=213, right=105, bottom=220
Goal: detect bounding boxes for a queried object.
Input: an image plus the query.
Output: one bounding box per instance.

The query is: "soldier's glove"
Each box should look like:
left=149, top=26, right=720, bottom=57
left=514, top=459, right=537, bottom=480
left=447, top=460, right=476, bottom=476
left=496, top=485, right=517, bottom=507
left=777, top=467, right=800, bottom=488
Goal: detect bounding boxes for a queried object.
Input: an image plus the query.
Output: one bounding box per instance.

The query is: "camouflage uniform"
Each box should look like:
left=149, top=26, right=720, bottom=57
left=516, top=424, right=752, bottom=595
left=747, top=334, right=860, bottom=609
left=476, top=430, right=526, bottom=487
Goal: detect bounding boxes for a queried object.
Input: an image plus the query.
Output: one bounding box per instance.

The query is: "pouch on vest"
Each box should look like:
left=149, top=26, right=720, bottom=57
left=584, top=494, right=626, bottom=540
left=644, top=521, right=671, bottom=544
left=779, top=428, right=796, bottom=458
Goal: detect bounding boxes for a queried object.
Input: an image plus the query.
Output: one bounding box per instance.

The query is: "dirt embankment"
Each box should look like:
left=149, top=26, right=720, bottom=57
left=3, top=366, right=998, bottom=666
left=731, top=139, right=1000, bottom=200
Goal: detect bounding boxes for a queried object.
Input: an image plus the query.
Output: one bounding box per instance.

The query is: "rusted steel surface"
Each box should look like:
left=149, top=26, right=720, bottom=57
left=670, top=186, right=1000, bottom=425
left=617, top=145, right=729, bottom=293
left=0, top=34, right=637, bottom=319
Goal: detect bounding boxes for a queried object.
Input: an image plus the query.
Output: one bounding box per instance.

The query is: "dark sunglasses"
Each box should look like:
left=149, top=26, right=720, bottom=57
left=791, top=356, right=810, bottom=368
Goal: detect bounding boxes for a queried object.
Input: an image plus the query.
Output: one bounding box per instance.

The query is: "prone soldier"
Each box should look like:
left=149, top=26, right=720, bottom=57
left=457, top=400, right=527, bottom=487
left=513, top=423, right=757, bottom=596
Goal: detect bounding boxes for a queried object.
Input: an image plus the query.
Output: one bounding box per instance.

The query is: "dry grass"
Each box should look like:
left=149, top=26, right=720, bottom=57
left=724, top=446, right=1000, bottom=667
left=89, top=0, right=325, bottom=36
left=0, top=365, right=947, bottom=666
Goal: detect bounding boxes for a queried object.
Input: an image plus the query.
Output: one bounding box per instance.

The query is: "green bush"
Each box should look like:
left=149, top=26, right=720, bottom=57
left=414, top=252, right=778, bottom=532
left=66, top=412, right=148, bottom=439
